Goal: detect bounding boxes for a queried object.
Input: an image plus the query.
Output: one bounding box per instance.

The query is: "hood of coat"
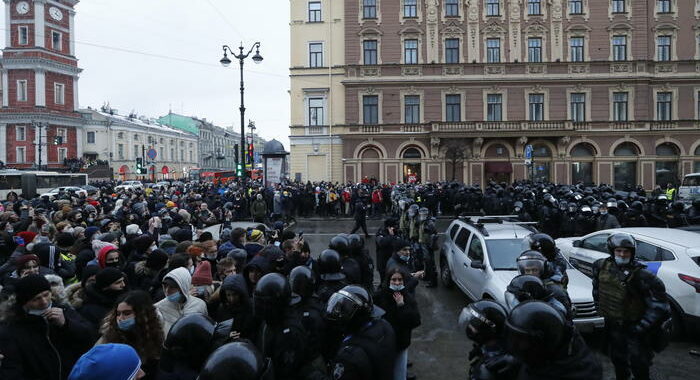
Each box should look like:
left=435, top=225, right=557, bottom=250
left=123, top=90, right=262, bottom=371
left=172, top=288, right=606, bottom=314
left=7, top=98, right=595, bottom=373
left=164, top=267, right=192, bottom=297
left=221, top=274, right=250, bottom=307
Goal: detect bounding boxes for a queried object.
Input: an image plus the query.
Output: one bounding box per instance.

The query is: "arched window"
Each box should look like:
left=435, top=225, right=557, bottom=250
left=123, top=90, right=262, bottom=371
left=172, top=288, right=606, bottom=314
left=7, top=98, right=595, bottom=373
left=694, top=145, right=700, bottom=173
left=532, top=144, right=551, bottom=158
left=485, top=144, right=509, bottom=158
left=361, top=147, right=380, bottom=159
left=613, top=142, right=640, bottom=189
left=402, top=147, right=422, bottom=159
left=571, top=143, right=595, bottom=184
left=531, top=143, right=552, bottom=182
left=656, top=143, right=679, bottom=187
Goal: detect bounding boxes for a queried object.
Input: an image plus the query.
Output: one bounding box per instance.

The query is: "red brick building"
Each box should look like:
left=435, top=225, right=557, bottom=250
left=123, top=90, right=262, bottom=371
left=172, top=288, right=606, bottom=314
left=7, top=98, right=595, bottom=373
left=0, top=0, right=82, bottom=170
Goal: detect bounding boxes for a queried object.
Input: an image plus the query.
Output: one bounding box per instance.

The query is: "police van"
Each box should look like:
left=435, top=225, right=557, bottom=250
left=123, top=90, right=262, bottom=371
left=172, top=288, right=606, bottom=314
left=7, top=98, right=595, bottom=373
left=678, top=173, right=700, bottom=205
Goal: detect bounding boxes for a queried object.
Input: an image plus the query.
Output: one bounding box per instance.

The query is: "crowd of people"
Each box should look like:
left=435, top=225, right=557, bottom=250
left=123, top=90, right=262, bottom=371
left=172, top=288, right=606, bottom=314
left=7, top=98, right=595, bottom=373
left=0, top=177, right=684, bottom=380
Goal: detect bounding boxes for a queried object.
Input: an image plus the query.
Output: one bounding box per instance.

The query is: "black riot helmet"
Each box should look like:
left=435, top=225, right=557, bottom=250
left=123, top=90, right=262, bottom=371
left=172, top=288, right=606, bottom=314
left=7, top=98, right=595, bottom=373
left=329, top=235, right=350, bottom=257
left=347, top=234, right=363, bottom=256
left=524, top=233, right=557, bottom=260
left=505, top=275, right=550, bottom=310
left=458, top=300, right=507, bottom=345
left=289, top=265, right=315, bottom=305
left=198, top=341, right=274, bottom=380
left=630, top=200, right=644, bottom=212
left=253, top=273, right=291, bottom=323
left=325, top=285, right=383, bottom=331
left=163, top=313, right=216, bottom=370
left=516, top=250, right=547, bottom=277
left=505, top=301, right=567, bottom=365
left=606, top=233, right=636, bottom=258
left=317, top=249, right=346, bottom=281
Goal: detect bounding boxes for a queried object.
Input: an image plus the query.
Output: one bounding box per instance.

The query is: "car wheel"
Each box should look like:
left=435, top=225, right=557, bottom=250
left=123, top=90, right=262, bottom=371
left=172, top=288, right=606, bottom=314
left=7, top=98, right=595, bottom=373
left=440, top=254, right=453, bottom=288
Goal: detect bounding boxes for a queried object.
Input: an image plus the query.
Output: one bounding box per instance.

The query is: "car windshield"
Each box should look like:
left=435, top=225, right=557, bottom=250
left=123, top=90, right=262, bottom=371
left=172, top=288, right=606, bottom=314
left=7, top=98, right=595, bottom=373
left=486, top=239, right=525, bottom=270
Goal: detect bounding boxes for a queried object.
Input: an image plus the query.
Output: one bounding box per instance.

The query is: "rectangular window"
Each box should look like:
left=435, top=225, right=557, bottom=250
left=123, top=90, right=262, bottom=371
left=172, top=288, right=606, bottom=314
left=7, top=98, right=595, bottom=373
left=529, top=94, right=545, bottom=121
left=657, top=92, right=672, bottom=121
left=87, top=131, right=95, bottom=144
left=180, top=150, right=184, bottom=161
left=18, top=26, right=28, bottom=45
left=445, top=0, right=459, bottom=17
left=570, top=93, right=586, bottom=122
left=487, top=94, right=503, bottom=121
left=134, top=145, right=140, bottom=160
left=486, top=0, right=500, bottom=16
left=445, top=38, right=460, bottom=63
left=487, top=38, right=501, bottom=63
left=118, top=144, right=124, bottom=160
left=17, top=80, right=27, bottom=102
left=363, top=95, right=379, bottom=124
left=658, top=0, right=671, bottom=13
left=528, top=0, right=542, bottom=15
left=54, top=83, right=65, bottom=105
left=363, top=40, right=378, bottom=64
left=612, top=35, right=627, bottom=61
left=15, top=126, right=26, bottom=141
left=170, top=148, right=174, bottom=161
left=404, top=39, right=418, bottom=64
left=309, top=43, right=323, bottom=67
left=58, top=148, right=67, bottom=163
left=612, top=0, right=626, bottom=13
left=404, top=95, right=420, bottom=123
left=51, top=31, right=62, bottom=51
left=612, top=92, right=629, bottom=121
left=569, top=0, right=583, bottom=14
left=404, top=0, right=417, bottom=18
left=363, top=0, right=377, bottom=19
left=308, top=97, right=324, bottom=126
left=189, top=151, right=193, bottom=162
left=445, top=94, right=461, bottom=122
left=308, top=1, right=322, bottom=22
left=570, top=37, right=584, bottom=62
left=528, top=38, right=542, bottom=62
left=16, top=147, right=26, bottom=163
left=657, top=36, right=671, bottom=61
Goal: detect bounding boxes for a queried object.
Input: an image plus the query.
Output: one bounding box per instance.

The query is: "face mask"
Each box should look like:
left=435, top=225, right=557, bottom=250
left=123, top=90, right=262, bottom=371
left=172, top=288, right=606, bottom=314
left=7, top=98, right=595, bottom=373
left=149, top=244, right=157, bottom=252
left=120, top=237, right=126, bottom=245
left=614, top=256, right=631, bottom=266
left=188, top=266, right=195, bottom=275
left=600, top=210, right=608, bottom=215
left=117, top=317, right=136, bottom=331
left=64, top=228, right=74, bottom=234
left=26, top=301, right=52, bottom=317
left=514, top=207, right=521, bottom=212
left=399, top=255, right=410, bottom=262
left=106, top=261, right=120, bottom=268
left=389, top=284, right=404, bottom=292
left=167, top=292, right=183, bottom=303
left=206, top=253, right=217, bottom=260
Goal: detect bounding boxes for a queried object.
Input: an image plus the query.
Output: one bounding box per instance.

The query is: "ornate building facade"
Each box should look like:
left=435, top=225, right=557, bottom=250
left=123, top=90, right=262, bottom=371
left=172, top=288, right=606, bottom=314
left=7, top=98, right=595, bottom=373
left=291, top=0, right=700, bottom=189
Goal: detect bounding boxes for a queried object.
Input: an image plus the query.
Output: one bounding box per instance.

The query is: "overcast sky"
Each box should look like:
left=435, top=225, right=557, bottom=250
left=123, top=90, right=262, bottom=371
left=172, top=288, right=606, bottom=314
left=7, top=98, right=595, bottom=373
left=2, top=0, right=291, bottom=146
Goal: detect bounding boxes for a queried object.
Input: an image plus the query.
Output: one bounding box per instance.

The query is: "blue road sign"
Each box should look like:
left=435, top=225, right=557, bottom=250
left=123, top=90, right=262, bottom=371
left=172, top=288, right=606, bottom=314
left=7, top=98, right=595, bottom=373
left=524, top=144, right=533, bottom=159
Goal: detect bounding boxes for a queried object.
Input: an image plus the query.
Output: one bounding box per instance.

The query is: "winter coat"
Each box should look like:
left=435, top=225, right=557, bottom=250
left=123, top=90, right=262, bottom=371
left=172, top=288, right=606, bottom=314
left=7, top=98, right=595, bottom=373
left=241, top=255, right=270, bottom=297
left=64, top=282, right=86, bottom=309
left=250, top=199, right=268, bottom=219
left=78, top=284, right=125, bottom=330
left=213, top=274, right=258, bottom=339
left=0, top=303, right=95, bottom=380
left=154, top=267, right=208, bottom=336
left=374, top=282, right=421, bottom=350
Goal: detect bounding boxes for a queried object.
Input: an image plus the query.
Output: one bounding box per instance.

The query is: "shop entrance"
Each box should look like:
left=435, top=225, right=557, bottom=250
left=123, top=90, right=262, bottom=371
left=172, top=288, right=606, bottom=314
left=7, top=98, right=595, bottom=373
left=403, top=163, right=421, bottom=183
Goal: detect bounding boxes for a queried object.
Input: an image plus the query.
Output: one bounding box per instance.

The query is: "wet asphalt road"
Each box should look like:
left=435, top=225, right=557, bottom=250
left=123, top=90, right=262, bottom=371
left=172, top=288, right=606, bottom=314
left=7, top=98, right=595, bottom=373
left=294, top=217, right=700, bottom=380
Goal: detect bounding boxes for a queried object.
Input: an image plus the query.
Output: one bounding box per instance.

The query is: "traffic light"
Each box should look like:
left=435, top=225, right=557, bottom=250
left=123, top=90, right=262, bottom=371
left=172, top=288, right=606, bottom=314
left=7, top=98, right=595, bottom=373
left=236, top=163, right=243, bottom=177
left=53, top=136, right=63, bottom=145
left=136, top=157, right=143, bottom=174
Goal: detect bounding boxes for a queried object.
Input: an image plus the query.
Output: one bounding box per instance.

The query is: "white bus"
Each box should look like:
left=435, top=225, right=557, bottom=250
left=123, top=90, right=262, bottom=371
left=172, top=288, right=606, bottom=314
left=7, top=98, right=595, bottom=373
left=0, top=170, right=88, bottom=199
left=678, top=172, right=700, bottom=205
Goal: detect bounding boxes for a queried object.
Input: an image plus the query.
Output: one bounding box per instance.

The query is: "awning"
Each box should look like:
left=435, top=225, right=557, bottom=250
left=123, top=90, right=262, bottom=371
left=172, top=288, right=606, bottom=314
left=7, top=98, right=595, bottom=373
left=485, top=161, right=513, bottom=173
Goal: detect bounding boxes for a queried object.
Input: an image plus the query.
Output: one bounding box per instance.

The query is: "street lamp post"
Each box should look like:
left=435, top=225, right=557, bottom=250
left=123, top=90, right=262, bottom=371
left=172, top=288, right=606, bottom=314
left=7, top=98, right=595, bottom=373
left=220, top=42, right=263, bottom=177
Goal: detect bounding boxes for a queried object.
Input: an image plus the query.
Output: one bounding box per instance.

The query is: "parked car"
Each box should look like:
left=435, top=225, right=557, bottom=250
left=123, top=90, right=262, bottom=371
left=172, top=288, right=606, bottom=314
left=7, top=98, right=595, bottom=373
left=557, top=228, right=700, bottom=335
left=440, top=216, right=605, bottom=332
left=114, top=181, right=144, bottom=191
left=40, top=186, right=88, bottom=199
left=80, top=184, right=99, bottom=195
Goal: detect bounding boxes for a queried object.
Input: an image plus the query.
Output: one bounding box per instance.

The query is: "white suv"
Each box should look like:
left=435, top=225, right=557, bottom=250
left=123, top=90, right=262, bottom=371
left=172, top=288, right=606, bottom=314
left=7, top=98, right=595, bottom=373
left=115, top=181, right=144, bottom=191
left=440, top=216, right=605, bottom=332
left=557, top=228, right=700, bottom=335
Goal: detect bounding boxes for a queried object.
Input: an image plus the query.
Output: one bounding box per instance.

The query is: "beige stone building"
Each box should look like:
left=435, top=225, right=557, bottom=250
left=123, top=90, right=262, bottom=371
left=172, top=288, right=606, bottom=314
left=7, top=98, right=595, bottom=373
left=291, top=0, right=700, bottom=189
left=289, top=0, right=345, bottom=182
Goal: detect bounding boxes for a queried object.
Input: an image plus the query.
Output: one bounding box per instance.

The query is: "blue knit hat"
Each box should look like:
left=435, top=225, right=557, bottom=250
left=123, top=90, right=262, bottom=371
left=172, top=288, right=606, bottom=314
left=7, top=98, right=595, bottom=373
left=68, top=344, right=141, bottom=380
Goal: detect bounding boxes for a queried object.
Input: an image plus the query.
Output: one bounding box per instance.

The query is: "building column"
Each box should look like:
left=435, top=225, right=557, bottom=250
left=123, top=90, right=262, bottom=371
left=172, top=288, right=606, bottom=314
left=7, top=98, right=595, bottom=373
left=73, top=77, right=79, bottom=111
left=1, top=70, right=8, bottom=107
left=0, top=124, right=6, bottom=164
left=76, top=126, right=83, bottom=158
left=69, top=10, right=76, bottom=56
left=35, top=70, right=46, bottom=107
left=34, top=1, right=46, bottom=48
left=4, top=1, right=10, bottom=48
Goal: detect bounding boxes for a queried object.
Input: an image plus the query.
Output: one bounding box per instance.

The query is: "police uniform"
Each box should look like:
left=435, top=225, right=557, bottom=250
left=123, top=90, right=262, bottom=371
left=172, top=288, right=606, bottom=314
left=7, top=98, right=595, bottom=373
left=418, top=217, right=438, bottom=286
left=329, top=318, right=396, bottom=380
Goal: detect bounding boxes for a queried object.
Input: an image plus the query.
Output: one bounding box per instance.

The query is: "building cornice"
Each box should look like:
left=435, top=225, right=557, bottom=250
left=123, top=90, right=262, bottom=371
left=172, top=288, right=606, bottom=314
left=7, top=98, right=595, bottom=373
left=0, top=111, right=84, bottom=126
left=0, top=57, right=82, bottom=76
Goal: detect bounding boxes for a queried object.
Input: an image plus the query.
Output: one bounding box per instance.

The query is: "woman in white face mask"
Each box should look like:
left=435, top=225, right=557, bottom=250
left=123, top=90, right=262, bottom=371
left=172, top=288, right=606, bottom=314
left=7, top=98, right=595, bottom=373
left=373, top=267, right=422, bottom=380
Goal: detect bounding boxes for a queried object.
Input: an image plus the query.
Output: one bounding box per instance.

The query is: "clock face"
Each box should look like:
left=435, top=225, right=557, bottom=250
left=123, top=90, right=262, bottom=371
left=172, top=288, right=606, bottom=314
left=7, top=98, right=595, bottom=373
left=49, top=6, right=63, bottom=21
left=16, top=1, right=30, bottom=15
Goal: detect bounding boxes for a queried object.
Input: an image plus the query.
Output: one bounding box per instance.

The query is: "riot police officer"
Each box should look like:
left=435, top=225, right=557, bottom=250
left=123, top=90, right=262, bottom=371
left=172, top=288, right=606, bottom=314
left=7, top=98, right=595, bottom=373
left=416, top=207, right=438, bottom=288
left=505, top=301, right=602, bottom=380
left=592, top=233, right=670, bottom=380
left=198, top=341, right=275, bottom=380
left=316, top=249, right=349, bottom=303
left=324, top=285, right=397, bottom=380
left=407, top=204, right=420, bottom=242
left=459, top=300, right=519, bottom=380
left=524, top=233, right=568, bottom=288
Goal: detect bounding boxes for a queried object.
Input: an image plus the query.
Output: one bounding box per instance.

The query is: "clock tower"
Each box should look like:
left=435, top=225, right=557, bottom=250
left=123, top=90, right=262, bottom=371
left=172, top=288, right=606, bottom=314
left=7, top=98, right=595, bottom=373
left=0, top=0, right=82, bottom=170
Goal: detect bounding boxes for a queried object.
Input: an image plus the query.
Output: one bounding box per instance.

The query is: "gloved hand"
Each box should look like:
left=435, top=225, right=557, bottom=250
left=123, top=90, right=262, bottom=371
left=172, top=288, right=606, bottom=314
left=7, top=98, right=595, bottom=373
left=631, top=320, right=651, bottom=335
